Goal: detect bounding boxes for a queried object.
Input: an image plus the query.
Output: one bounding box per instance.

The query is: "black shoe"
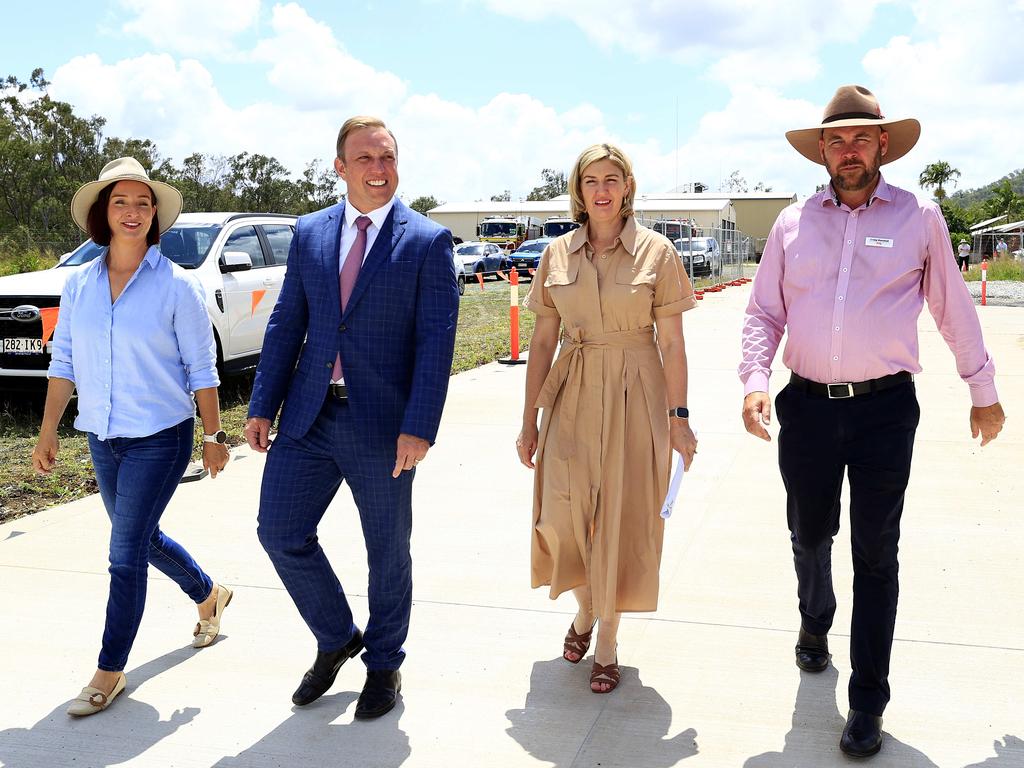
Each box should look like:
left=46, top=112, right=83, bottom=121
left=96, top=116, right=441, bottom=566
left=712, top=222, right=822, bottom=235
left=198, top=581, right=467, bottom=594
left=291, top=630, right=364, bottom=706
left=354, top=669, right=402, bottom=720
left=840, top=709, right=883, bottom=757
left=794, top=627, right=829, bottom=672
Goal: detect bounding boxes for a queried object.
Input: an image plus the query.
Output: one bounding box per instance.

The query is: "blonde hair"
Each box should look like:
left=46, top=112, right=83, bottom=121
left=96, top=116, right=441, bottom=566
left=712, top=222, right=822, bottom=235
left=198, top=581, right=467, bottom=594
left=336, top=116, right=398, bottom=161
left=568, top=143, right=636, bottom=223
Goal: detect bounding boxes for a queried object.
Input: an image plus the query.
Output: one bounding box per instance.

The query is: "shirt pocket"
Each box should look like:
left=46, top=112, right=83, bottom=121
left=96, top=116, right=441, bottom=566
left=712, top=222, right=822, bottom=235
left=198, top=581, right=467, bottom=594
left=544, top=264, right=579, bottom=288
left=614, top=264, right=657, bottom=286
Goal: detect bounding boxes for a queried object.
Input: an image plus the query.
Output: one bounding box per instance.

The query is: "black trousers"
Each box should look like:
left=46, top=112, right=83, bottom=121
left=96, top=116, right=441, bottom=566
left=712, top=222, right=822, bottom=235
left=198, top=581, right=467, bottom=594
left=775, top=380, right=920, bottom=716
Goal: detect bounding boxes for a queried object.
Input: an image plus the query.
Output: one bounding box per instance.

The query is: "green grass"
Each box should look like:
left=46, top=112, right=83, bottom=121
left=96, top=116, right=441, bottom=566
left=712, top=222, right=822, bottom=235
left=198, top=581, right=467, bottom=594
left=0, top=277, right=535, bottom=522
left=963, top=259, right=1024, bottom=282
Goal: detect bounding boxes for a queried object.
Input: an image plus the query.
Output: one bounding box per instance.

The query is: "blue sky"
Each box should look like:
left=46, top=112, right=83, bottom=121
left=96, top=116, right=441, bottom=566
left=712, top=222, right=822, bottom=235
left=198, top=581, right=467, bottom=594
left=5, top=1, right=1022, bottom=204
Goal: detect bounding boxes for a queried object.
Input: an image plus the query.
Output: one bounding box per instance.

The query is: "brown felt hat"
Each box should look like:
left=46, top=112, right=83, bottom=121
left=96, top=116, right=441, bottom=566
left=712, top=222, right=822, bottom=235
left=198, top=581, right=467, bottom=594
left=71, top=157, right=183, bottom=235
left=785, top=85, right=920, bottom=166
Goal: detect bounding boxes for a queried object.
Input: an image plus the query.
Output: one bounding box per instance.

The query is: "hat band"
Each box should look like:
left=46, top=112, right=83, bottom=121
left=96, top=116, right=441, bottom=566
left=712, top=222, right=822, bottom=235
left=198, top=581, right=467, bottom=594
left=822, top=111, right=883, bottom=123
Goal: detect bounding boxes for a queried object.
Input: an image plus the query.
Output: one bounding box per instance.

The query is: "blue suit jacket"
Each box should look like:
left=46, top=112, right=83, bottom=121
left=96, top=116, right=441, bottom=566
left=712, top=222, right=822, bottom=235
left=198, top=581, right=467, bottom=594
left=248, top=199, right=459, bottom=444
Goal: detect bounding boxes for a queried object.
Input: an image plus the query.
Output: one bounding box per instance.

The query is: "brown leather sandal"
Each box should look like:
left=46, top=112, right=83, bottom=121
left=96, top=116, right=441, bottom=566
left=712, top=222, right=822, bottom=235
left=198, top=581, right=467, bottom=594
left=590, top=659, right=620, bottom=694
left=562, top=620, right=594, bottom=664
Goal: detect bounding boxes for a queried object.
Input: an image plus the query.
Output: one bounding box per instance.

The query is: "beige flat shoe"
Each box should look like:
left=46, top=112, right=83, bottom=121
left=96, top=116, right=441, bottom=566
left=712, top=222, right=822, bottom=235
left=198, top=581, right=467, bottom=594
left=193, top=584, right=234, bottom=648
left=67, top=672, right=126, bottom=716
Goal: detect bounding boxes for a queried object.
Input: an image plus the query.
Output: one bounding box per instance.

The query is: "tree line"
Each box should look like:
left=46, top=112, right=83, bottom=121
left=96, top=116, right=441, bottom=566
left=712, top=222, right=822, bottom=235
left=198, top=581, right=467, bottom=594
left=918, top=160, right=1024, bottom=246
left=0, top=69, right=341, bottom=254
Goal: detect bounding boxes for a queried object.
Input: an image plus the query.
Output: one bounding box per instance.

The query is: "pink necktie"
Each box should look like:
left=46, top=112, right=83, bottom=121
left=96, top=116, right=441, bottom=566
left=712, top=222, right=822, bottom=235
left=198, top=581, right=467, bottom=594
left=333, top=215, right=372, bottom=381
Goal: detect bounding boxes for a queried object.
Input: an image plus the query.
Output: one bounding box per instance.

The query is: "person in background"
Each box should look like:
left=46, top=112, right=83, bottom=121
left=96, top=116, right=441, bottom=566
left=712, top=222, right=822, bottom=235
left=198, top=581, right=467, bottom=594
left=956, top=239, right=971, bottom=272
left=740, top=85, right=1005, bottom=757
left=32, top=157, right=232, bottom=717
left=517, top=142, right=697, bottom=695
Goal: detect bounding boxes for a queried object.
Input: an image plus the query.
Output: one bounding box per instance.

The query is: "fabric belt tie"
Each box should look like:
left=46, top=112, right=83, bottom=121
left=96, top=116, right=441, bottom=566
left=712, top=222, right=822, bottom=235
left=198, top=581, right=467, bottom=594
left=536, top=326, right=656, bottom=458
left=789, top=370, right=912, bottom=399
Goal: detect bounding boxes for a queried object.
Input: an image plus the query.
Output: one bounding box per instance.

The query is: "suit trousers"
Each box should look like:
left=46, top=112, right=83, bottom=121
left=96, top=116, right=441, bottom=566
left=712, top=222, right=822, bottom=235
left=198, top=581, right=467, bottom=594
left=775, top=380, right=920, bottom=716
left=257, top=397, right=414, bottom=671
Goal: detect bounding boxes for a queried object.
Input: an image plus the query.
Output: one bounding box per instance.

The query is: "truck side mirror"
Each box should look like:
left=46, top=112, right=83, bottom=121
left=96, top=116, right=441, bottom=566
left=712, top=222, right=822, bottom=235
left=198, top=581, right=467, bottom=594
left=220, top=251, right=253, bottom=273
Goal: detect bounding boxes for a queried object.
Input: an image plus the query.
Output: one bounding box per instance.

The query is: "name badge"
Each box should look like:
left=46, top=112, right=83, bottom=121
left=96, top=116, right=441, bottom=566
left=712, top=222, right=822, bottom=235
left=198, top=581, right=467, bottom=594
left=865, top=237, right=894, bottom=248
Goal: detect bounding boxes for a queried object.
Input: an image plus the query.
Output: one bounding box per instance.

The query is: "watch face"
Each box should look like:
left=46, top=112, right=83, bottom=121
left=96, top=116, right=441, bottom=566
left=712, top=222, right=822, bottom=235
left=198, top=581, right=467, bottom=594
left=216, top=430, right=228, bottom=444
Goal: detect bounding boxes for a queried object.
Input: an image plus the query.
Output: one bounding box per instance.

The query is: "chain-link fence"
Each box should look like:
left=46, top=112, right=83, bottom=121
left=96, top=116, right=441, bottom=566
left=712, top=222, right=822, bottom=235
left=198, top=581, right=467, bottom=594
left=637, top=217, right=758, bottom=285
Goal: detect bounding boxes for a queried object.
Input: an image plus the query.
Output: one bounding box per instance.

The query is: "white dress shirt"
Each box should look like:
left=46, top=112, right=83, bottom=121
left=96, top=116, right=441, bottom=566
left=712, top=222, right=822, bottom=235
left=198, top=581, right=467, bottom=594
left=339, top=197, right=395, bottom=273
left=332, top=198, right=396, bottom=384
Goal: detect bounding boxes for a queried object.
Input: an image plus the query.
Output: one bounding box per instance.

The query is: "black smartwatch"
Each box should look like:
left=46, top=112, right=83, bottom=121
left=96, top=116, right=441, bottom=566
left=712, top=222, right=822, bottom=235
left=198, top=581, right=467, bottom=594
left=668, top=407, right=689, bottom=419
left=203, top=430, right=228, bottom=444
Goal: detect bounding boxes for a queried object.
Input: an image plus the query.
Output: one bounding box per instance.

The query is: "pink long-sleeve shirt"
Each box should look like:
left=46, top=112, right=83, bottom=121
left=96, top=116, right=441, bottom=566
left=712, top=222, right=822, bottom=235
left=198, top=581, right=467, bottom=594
left=740, top=176, right=998, bottom=407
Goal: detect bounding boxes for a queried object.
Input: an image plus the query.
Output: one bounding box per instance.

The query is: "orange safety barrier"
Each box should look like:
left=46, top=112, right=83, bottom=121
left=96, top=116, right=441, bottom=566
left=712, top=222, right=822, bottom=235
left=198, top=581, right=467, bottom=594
left=476, top=272, right=485, bottom=291
left=498, top=267, right=526, bottom=365
left=981, top=259, right=987, bottom=306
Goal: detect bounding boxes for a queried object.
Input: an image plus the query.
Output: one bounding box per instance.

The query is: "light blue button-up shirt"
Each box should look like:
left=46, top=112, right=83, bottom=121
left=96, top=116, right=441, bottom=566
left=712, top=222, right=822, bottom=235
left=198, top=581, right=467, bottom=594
left=48, top=246, right=220, bottom=440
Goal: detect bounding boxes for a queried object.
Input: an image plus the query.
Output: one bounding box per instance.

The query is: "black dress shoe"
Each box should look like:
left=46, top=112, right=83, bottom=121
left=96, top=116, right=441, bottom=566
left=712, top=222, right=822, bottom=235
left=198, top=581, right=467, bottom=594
left=840, top=709, right=883, bottom=757
left=354, top=669, right=401, bottom=720
left=291, top=630, right=364, bottom=706
left=794, top=627, right=829, bottom=672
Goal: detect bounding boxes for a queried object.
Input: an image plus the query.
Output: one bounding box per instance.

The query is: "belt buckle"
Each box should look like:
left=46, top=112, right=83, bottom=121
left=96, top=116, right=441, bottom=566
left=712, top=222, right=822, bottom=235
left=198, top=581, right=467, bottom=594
left=329, top=383, right=347, bottom=400
left=827, top=382, right=854, bottom=399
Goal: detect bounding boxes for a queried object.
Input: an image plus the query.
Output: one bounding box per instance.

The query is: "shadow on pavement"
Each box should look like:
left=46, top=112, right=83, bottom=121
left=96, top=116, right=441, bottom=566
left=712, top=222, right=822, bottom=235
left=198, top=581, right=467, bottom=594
left=962, top=735, right=1024, bottom=767
left=506, top=657, right=698, bottom=767
left=743, top=664, right=937, bottom=767
left=212, top=691, right=411, bottom=768
left=0, top=645, right=200, bottom=768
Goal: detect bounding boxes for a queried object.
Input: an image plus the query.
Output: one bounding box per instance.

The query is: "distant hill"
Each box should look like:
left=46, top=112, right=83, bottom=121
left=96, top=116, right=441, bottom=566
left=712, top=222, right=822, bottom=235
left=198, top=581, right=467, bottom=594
left=948, top=169, right=1024, bottom=207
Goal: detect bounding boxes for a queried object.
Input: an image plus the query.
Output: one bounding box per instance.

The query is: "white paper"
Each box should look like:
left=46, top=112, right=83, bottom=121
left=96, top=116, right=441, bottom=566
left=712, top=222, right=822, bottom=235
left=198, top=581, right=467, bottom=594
left=660, top=451, right=688, bottom=519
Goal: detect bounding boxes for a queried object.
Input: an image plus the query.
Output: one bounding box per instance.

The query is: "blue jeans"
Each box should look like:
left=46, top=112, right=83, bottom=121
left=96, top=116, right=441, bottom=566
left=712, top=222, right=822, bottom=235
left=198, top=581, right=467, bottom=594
left=88, top=418, right=213, bottom=672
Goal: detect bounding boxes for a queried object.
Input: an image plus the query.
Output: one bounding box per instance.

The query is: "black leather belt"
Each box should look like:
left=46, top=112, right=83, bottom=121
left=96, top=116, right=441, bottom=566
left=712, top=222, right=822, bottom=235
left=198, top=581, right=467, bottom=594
left=327, top=383, right=348, bottom=401
left=790, top=371, right=912, bottom=399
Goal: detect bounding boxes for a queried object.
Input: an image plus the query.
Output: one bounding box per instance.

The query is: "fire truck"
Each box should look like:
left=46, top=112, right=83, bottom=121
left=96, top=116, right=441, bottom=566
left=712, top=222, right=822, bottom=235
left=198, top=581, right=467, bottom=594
left=477, top=216, right=542, bottom=252
left=543, top=216, right=580, bottom=239
left=651, top=218, right=700, bottom=242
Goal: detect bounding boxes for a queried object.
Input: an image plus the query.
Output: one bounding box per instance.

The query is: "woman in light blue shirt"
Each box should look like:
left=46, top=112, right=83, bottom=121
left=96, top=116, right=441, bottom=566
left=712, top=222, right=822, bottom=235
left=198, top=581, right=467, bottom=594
left=31, top=158, right=234, bottom=717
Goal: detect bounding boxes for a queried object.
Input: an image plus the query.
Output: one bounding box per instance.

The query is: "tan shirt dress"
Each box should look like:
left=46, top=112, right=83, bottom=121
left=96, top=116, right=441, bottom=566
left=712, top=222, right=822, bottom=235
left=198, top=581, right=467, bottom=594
left=523, top=217, right=697, bottom=619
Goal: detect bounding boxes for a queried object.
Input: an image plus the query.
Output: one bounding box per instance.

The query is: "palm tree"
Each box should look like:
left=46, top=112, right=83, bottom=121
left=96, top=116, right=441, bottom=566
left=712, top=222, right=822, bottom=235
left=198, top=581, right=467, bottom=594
left=919, top=161, right=961, bottom=201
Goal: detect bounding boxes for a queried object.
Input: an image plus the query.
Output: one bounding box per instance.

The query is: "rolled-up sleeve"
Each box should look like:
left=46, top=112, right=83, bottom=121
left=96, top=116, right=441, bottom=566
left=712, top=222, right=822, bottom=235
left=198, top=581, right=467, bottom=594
left=522, top=248, right=560, bottom=317
left=653, top=243, right=697, bottom=317
left=174, top=274, right=220, bottom=392
left=47, top=275, right=77, bottom=383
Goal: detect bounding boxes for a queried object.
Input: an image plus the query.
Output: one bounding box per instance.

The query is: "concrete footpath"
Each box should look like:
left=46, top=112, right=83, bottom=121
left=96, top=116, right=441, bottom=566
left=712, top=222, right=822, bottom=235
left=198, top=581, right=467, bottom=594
left=1, top=284, right=1021, bottom=768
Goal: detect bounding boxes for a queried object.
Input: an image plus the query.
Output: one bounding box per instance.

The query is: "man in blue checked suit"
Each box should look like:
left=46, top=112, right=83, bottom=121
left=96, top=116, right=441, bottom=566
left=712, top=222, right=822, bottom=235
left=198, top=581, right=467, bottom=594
left=244, top=116, right=459, bottom=719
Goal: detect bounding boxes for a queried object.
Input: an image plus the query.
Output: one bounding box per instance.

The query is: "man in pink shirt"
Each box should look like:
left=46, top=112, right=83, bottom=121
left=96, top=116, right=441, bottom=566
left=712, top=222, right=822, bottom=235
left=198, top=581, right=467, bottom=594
left=739, top=85, right=1005, bottom=758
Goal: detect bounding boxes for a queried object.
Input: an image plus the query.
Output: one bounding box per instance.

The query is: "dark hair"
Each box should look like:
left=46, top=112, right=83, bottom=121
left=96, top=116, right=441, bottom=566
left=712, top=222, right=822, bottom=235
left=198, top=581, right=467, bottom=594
left=86, top=181, right=161, bottom=247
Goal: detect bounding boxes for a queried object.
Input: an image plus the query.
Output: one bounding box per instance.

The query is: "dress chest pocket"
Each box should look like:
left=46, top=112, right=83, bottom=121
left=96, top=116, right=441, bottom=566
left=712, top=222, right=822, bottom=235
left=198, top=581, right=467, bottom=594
left=614, top=265, right=656, bottom=286
left=544, top=266, right=579, bottom=288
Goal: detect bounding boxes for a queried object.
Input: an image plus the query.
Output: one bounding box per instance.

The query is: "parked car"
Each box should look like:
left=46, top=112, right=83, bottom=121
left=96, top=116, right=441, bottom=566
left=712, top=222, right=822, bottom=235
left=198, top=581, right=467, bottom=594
left=0, top=212, right=296, bottom=389
left=454, top=241, right=506, bottom=281
left=509, top=237, right=553, bottom=280
left=674, top=236, right=720, bottom=278
left=453, top=252, right=467, bottom=296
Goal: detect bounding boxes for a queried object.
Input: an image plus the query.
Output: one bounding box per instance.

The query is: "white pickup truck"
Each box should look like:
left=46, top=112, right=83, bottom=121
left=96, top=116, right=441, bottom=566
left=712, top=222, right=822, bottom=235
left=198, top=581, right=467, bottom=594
left=0, top=212, right=296, bottom=389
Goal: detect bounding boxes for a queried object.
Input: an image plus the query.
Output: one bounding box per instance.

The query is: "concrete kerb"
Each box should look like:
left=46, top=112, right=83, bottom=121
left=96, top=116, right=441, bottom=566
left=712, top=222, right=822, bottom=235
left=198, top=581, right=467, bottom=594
left=0, top=284, right=1021, bottom=767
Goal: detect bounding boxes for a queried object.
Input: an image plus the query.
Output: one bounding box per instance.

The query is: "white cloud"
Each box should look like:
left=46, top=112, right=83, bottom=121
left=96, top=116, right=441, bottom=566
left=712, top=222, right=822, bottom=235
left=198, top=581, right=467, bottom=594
left=859, top=0, right=1024, bottom=194
left=250, top=3, right=407, bottom=114
left=481, top=0, right=889, bottom=85
left=118, top=0, right=261, bottom=58
left=41, top=0, right=1022, bottom=212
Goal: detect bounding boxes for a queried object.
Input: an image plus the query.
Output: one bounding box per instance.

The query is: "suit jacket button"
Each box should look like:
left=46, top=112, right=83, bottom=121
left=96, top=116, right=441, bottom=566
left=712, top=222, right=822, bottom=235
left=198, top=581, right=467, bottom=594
left=325, top=362, right=332, bottom=368
left=338, top=324, right=347, bottom=332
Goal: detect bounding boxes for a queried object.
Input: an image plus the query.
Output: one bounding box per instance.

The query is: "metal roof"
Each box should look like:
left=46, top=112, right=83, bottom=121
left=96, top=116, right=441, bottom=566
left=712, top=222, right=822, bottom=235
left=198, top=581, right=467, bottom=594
left=428, top=198, right=734, bottom=215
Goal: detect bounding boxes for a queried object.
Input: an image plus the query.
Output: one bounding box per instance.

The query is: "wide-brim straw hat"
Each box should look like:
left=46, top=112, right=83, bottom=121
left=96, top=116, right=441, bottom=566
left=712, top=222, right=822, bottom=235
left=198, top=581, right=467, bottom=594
left=71, top=157, right=183, bottom=235
left=785, top=85, right=921, bottom=166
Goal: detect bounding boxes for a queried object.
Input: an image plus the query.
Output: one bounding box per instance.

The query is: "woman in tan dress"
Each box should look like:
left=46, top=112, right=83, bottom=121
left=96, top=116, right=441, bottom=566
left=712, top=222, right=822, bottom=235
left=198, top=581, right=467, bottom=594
left=516, top=143, right=698, bottom=693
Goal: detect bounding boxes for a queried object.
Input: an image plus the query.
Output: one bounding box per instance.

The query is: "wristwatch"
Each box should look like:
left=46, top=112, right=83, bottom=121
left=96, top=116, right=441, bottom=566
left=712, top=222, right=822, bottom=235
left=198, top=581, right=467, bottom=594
left=203, top=430, right=228, bottom=444
left=668, top=407, right=689, bottom=419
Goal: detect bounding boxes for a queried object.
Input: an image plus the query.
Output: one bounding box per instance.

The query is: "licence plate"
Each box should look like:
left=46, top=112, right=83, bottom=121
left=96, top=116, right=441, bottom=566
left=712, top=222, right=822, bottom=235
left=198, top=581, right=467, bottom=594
left=517, top=260, right=529, bottom=267
left=2, top=338, right=44, bottom=355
